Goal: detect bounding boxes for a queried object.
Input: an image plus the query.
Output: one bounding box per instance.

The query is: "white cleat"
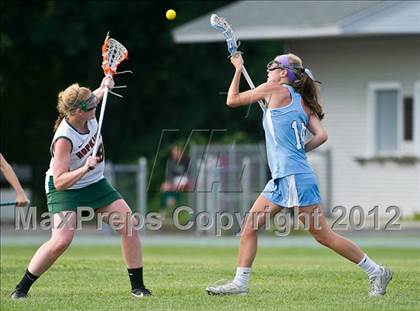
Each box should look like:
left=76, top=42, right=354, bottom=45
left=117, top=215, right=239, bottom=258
left=369, top=266, right=393, bottom=296
left=206, top=281, right=248, bottom=296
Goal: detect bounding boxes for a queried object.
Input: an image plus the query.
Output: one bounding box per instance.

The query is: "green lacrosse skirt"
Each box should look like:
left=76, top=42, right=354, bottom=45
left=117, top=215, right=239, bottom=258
left=46, top=177, right=123, bottom=213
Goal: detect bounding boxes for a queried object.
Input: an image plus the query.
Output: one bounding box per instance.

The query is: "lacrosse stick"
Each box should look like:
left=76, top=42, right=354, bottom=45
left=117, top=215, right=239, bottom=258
left=108, top=70, right=134, bottom=98
left=210, top=14, right=267, bottom=112
left=0, top=201, right=30, bottom=207
left=91, top=32, right=129, bottom=158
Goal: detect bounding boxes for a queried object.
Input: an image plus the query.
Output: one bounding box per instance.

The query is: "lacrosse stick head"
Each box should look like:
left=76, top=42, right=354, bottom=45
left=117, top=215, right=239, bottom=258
left=210, top=14, right=239, bottom=56
left=101, top=34, right=128, bottom=76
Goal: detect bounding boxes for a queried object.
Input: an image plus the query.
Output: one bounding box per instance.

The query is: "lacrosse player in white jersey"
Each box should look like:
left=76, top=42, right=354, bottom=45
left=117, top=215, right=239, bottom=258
left=11, top=76, right=151, bottom=299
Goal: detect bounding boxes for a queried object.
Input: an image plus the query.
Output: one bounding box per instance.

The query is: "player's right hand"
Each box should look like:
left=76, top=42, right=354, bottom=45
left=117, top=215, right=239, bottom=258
left=101, top=76, right=115, bottom=90
left=85, top=156, right=100, bottom=171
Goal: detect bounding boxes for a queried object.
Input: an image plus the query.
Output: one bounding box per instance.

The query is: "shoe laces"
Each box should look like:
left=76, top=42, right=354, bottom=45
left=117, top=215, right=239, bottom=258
left=369, top=276, right=380, bottom=292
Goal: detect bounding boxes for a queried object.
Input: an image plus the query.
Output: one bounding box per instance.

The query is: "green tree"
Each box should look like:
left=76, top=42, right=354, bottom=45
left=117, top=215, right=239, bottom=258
left=1, top=1, right=282, bottom=209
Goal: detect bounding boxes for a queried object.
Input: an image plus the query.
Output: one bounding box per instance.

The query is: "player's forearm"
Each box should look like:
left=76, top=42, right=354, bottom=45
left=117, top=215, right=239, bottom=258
left=305, top=133, right=328, bottom=152
left=92, top=85, right=107, bottom=101
left=226, top=69, right=243, bottom=107
left=93, top=76, right=114, bottom=100
left=1, top=161, right=26, bottom=195
left=53, top=166, right=89, bottom=191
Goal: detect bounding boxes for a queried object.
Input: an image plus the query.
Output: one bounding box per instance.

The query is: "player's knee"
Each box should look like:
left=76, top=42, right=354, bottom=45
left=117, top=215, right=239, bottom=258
left=117, top=215, right=140, bottom=236
left=310, top=229, right=331, bottom=246
left=49, top=237, right=72, bottom=255
left=241, top=223, right=258, bottom=239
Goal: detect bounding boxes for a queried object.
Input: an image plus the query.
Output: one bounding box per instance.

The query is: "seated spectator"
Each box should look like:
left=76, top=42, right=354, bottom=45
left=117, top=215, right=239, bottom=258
left=160, top=145, right=190, bottom=208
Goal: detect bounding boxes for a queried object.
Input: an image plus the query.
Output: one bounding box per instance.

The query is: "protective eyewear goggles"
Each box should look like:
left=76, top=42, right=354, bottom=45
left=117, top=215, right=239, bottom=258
left=266, top=60, right=285, bottom=71
left=79, top=94, right=98, bottom=112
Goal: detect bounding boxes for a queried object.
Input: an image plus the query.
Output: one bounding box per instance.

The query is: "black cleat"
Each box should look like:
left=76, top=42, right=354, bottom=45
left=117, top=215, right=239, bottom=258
left=131, top=288, right=152, bottom=298
left=10, top=289, right=28, bottom=299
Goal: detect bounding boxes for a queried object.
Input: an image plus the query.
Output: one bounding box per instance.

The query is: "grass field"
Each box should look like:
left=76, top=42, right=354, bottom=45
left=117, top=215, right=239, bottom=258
left=1, top=245, right=419, bottom=310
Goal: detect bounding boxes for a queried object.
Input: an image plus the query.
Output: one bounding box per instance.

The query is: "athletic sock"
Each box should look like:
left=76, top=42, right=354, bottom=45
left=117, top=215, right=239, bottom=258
left=16, top=269, right=39, bottom=292
left=127, top=267, right=145, bottom=290
left=233, top=267, right=251, bottom=288
left=357, top=254, right=381, bottom=279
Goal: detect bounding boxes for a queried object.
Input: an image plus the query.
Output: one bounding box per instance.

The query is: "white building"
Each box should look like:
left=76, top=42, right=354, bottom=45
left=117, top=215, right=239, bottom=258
left=173, top=1, right=420, bottom=217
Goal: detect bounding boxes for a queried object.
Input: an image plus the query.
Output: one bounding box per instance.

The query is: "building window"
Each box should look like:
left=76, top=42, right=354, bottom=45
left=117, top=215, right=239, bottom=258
left=375, top=90, right=398, bottom=153
left=368, top=82, right=420, bottom=158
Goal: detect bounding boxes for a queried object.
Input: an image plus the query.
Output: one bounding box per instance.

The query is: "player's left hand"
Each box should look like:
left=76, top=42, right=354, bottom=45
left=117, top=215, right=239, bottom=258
left=85, top=156, right=100, bottom=171
left=230, top=52, right=244, bottom=71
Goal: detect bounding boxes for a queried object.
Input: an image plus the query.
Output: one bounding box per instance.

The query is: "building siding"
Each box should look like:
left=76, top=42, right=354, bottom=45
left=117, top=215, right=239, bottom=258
left=287, top=36, right=420, bottom=216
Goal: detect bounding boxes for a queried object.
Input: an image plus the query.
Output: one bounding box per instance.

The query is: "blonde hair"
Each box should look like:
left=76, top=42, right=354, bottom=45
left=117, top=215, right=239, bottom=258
left=286, top=53, right=325, bottom=120
left=54, top=84, right=91, bottom=131
left=287, top=53, right=303, bottom=67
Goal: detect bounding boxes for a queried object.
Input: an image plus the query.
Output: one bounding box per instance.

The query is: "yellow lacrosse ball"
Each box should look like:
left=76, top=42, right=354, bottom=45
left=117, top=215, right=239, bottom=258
left=166, top=9, right=176, bottom=20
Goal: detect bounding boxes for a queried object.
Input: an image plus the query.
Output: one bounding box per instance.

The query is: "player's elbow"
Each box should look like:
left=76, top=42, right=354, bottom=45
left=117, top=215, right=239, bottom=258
left=54, top=182, right=66, bottom=192
left=53, top=178, right=67, bottom=191
left=226, top=94, right=241, bottom=108
left=320, top=132, right=328, bottom=144
left=226, top=98, right=237, bottom=108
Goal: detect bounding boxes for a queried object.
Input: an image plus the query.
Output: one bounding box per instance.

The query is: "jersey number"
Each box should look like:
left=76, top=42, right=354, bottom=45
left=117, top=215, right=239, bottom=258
left=291, top=120, right=307, bottom=150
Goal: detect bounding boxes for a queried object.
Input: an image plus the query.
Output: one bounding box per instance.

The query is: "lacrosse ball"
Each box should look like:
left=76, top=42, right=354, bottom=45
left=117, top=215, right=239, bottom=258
left=166, top=9, right=176, bottom=20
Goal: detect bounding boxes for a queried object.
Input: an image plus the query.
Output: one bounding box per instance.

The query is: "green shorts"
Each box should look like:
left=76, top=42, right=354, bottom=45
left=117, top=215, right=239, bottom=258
left=46, top=177, right=123, bottom=213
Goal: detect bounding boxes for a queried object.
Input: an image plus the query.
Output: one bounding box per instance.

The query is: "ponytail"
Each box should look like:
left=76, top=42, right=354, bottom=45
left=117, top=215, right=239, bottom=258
left=283, top=53, right=324, bottom=120
left=53, top=113, right=65, bottom=132
left=53, top=89, right=67, bottom=132
left=293, top=73, right=324, bottom=120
